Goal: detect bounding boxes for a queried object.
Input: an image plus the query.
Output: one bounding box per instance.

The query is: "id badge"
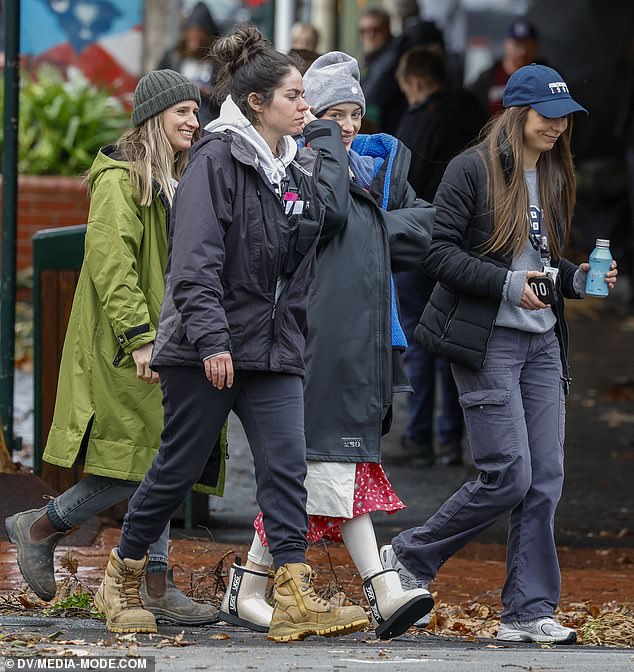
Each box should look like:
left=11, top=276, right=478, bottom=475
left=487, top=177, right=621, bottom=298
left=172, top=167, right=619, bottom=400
left=542, top=265, right=559, bottom=285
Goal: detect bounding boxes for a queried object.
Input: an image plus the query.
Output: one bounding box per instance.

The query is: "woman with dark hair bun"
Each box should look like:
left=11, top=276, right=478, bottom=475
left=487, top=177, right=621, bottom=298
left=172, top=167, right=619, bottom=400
left=95, top=25, right=369, bottom=642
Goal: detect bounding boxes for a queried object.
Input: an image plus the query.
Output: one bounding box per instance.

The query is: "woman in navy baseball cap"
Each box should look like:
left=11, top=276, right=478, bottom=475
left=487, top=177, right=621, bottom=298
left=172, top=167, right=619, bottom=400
left=381, top=63, right=619, bottom=645
left=503, top=63, right=587, bottom=117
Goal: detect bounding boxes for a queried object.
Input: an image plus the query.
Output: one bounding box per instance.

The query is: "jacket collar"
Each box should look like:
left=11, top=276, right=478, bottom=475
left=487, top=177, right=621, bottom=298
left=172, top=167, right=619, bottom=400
left=351, top=133, right=411, bottom=210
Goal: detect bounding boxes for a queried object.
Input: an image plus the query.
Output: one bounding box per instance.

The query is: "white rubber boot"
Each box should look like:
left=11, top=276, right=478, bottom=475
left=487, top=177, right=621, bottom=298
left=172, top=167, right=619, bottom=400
left=218, top=561, right=273, bottom=633
left=363, top=569, right=434, bottom=640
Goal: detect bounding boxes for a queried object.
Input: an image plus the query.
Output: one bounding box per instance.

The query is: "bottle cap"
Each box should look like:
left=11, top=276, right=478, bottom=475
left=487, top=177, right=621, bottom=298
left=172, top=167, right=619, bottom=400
left=596, top=239, right=610, bottom=247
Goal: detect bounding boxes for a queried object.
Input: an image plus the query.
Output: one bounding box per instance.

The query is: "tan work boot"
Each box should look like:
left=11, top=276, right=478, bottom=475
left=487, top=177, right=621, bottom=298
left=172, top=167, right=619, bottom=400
left=94, top=549, right=157, bottom=634
left=267, top=562, right=369, bottom=642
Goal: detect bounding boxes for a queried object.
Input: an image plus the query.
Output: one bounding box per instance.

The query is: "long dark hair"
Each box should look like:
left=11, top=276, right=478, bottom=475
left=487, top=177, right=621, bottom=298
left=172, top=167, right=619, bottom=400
left=476, top=106, right=576, bottom=260
left=210, top=25, right=300, bottom=124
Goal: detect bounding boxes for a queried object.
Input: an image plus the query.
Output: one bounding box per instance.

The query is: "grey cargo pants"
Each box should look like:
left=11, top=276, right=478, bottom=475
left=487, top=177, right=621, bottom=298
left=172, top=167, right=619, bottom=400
left=393, top=327, right=566, bottom=621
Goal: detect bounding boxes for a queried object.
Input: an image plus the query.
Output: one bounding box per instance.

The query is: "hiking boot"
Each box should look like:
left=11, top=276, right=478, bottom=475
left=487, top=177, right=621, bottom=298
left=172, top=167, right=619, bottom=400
left=5, top=506, right=68, bottom=602
left=267, top=563, right=369, bottom=642
left=379, top=544, right=432, bottom=628
left=219, top=561, right=273, bottom=632
left=140, top=569, right=219, bottom=625
left=94, top=549, right=157, bottom=634
left=363, top=569, right=434, bottom=639
left=497, top=617, right=577, bottom=644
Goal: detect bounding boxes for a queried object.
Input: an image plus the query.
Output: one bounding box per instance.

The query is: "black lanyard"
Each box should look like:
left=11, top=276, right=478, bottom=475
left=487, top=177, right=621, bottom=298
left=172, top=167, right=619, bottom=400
left=528, top=205, right=551, bottom=266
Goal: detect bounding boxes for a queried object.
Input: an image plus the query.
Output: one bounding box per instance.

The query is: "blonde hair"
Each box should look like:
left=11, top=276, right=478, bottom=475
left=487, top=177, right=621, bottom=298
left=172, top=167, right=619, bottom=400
left=477, top=106, right=576, bottom=260
left=114, top=113, right=195, bottom=207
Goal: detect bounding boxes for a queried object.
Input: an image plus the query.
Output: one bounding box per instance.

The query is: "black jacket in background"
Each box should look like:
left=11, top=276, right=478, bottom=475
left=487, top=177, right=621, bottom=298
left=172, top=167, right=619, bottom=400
left=395, top=88, right=487, bottom=202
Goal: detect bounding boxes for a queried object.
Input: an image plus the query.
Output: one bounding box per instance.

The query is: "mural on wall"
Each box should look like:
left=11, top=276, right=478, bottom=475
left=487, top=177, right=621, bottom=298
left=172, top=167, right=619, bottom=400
left=21, top=0, right=143, bottom=96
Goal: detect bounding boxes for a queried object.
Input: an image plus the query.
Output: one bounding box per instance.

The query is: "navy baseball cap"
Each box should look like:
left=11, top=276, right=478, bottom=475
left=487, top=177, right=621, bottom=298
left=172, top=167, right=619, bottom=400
left=503, top=64, right=588, bottom=118
left=507, top=19, right=538, bottom=40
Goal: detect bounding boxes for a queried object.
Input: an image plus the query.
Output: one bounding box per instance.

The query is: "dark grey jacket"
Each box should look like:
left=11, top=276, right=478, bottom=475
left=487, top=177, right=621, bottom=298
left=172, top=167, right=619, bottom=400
left=304, top=134, right=434, bottom=463
left=417, top=145, right=580, bottom=380
left=152, top=120, right=349, bottom=375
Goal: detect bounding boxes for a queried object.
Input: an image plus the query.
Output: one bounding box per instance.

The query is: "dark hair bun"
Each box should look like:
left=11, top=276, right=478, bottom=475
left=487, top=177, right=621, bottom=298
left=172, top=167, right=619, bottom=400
left=211, top=25, right=270, bottom=75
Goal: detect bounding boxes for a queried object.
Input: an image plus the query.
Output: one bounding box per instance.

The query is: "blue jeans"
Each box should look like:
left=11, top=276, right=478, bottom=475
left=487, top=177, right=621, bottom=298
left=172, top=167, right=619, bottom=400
left=394, top=270, right=463, bottom=449
left=48, top=475, right=170, bottom=565
left=393, top=327, right=566, bottom=621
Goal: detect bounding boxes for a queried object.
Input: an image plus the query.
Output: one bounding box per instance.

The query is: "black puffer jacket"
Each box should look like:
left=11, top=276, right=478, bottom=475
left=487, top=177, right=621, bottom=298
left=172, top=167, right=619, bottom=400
left=416, top=145, right=580, bottom=380
left=152, top=120, right=349, bottom=375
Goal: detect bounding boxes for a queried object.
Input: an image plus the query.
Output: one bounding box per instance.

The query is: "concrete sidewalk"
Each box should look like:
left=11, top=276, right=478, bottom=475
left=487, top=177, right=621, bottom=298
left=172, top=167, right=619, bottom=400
left=2, top=615, right=634, bottom=672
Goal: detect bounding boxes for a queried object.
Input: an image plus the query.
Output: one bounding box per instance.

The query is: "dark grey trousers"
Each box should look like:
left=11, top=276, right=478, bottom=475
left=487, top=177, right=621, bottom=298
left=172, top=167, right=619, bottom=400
left=119, top=367, right=308, bottom=568
left=393, top=327, right=566, bottom=621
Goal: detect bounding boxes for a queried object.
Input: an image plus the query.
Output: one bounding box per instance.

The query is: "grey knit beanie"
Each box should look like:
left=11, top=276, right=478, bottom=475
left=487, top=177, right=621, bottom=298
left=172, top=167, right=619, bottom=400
left=132, top=69, right=201, bottom=127
left=303, top=51, right=366, bottom=117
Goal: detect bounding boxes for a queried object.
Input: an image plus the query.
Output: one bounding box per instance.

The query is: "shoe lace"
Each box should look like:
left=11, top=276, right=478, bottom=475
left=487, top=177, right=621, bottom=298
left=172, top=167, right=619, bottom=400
left=120, top=566, right=144, bottom=609
left=299, top=569, right=330, bottom=607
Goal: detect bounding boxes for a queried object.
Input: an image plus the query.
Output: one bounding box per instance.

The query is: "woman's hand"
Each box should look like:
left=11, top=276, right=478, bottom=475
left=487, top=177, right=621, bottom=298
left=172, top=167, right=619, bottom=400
left=131, top=343, right=159, bottom=384
left=520, top=270, right=549, bottom=310
left=302, top=106, right=317, bottom=132
left=579, top=260, right=618, bottom=290
left=204, top=352, right=234, bottom=390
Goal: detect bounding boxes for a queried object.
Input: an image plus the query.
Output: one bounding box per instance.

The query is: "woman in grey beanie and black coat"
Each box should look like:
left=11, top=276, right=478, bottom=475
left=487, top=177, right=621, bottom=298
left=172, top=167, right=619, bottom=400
left=233, top=51, right=436, bottom=641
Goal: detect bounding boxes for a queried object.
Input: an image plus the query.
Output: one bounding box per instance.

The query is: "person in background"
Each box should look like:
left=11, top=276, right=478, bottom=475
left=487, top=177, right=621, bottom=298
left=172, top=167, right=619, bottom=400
left=289, top=21, right=321, bottom=73
left=418, top=0, right=467, bottom=86
left=158, top=2, right=221, bottom=124
left=470, top=19, right=541, bottom=118
left=391, top=0, right=445, bottom=58
left=94, top=25, right=370, bottom=642
left=381, top=64, right=618, bottom=644
left=218, top=50, right=436, bottom=642
left=290, top=21, right=320, bottom=52
left=390, top=46, right=487, bottom=467
left=359, top=7, right=407, bottom=134
left=5, top=71, right=219, bottom=626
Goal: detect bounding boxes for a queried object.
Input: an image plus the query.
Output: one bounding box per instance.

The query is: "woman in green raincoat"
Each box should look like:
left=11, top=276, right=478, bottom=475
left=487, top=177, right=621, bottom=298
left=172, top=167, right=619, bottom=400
left=5, top=70, right=223, bottom=624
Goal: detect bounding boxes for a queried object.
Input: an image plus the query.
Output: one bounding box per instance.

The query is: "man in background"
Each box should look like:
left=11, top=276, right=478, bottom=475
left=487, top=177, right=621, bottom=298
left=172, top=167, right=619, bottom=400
left=470, top=19, right=540, bottom=117
left=390, top=46, right=487, bottom=467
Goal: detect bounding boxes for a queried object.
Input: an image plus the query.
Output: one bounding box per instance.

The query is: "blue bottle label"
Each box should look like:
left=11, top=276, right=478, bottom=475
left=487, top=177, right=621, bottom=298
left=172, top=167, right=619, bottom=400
left=585, top=247, right=612, bottom=297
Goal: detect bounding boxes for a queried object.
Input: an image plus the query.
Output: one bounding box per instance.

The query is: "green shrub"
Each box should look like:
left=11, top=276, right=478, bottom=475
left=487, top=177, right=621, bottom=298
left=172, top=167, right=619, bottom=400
left=0, top=66, right=130, bottom=176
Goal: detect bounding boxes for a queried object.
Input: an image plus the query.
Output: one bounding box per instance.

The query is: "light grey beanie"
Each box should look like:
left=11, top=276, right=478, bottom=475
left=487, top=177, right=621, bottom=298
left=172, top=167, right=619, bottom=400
left=303, top=51, right=366, bottom=117
left=132, top=69, right=201, bottom=127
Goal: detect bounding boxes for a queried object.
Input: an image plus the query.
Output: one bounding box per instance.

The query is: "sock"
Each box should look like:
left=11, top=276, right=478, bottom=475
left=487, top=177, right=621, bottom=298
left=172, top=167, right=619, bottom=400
left=247, top=531, right=273, bottom=567
left=340, top=513, right=383, bottom=580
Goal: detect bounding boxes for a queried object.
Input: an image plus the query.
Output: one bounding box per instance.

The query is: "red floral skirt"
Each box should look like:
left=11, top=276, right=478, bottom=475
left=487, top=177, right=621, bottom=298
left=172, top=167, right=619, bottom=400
left=254, top=462, right=405, bottom=544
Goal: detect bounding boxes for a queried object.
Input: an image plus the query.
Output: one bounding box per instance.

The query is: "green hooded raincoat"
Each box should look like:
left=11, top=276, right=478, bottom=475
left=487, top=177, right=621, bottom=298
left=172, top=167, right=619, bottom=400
left=42, top=148, right=225, bottom=494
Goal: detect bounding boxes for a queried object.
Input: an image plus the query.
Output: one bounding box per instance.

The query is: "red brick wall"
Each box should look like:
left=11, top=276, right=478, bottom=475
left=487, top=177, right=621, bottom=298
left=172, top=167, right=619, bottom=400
left=0, top=175, right=90, bottom=270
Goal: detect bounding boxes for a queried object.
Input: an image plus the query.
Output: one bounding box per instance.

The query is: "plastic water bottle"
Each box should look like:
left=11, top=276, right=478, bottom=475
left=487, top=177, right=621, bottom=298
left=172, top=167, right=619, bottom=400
left=585, top=239, right=612, bottom=297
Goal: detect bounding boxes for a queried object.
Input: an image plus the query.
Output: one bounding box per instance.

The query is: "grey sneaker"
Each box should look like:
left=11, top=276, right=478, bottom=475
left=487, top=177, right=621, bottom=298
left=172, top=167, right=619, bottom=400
left=497, top=617, right=577, bottom=644
left=5, top=507, right=66, bottom=602
left=140, top=570, right=220, bottom=625
left=379, top=545, right=428, bottom=591
left=380, top=545, right=431, bottom=628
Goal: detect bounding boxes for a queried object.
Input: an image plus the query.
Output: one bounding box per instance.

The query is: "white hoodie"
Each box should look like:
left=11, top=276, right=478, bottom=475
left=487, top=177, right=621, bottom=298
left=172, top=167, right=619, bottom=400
left=205, top=95, right=297, bottom=195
